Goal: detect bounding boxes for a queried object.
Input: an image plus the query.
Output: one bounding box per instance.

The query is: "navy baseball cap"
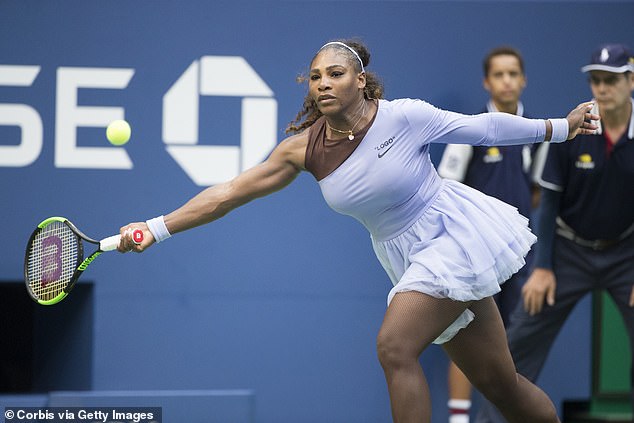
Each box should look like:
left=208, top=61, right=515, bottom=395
left=581, top=44, right=634, bottom=73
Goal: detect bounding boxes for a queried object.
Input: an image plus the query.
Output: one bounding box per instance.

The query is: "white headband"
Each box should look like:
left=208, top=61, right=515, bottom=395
left=319, top=41, right=365, bottom=73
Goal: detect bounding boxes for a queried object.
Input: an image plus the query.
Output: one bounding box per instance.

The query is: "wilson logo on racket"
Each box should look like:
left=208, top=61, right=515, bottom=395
left=77, top=251, right=103, bottom=271
left=40, top=235, right=63, bottom=287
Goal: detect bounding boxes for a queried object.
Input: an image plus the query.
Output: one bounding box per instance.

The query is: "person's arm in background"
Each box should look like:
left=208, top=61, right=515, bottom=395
left=529, top=143, right=549, bottom=209
left=522, top=187, right=561, bottom=315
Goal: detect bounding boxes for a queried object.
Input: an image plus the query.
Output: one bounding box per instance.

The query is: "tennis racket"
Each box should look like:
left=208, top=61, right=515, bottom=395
left=24, top=216, right=143, bottom=305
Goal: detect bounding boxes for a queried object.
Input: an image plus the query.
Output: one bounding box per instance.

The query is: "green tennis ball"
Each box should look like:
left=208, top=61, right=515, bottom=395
left=106, top=119, right=131, bottom=145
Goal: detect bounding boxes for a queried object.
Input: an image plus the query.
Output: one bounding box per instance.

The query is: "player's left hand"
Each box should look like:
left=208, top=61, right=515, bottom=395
left=566, top=101, right=600, bottom=140
left=629, top=285, right=634, bottom=307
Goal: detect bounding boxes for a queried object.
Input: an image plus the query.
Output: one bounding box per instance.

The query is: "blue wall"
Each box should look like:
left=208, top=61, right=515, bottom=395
left=1, top=1, right=632, bottom=422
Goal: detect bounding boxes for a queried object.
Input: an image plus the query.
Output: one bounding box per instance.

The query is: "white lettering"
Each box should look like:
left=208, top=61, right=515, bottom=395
left=1, top=58, right=275, bottom=182
left=55, top=67, right=134, bottom=169
left=0, top=65, right=43, bottom=167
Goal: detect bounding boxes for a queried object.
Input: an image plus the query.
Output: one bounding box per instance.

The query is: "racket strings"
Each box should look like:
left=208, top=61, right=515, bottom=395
left=26, top=221, right=79, bottom=301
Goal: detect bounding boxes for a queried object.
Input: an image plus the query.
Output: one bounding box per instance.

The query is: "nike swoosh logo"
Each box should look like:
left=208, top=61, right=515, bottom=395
left=378, top=143, right=395, bottom=158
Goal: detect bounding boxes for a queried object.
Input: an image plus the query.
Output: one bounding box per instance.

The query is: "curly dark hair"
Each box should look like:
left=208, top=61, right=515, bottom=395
left=285, top=39, right=385, bottom=134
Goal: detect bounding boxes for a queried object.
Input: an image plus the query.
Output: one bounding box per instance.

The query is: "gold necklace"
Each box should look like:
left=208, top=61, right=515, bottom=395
left=327, top=99, right=366, bottom=141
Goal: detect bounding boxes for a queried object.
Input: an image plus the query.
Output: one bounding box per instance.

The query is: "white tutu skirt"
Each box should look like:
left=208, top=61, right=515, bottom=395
left=371, top=179, right=536, bottom=344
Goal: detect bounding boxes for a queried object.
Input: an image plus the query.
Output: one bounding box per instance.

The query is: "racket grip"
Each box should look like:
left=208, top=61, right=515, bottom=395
left=100, top=235, right=121, bottom=251
left=100, top=229, right=144, bottom=251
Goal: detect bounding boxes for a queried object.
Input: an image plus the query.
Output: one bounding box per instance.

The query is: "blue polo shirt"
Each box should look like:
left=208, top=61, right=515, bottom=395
left=464, top=144, right=535, bottom=219
left=537, top=99, right=634, bottom=240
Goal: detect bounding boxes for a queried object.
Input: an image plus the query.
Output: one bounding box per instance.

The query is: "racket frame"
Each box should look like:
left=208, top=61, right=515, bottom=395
left=25, top=216, right=105, bottom=305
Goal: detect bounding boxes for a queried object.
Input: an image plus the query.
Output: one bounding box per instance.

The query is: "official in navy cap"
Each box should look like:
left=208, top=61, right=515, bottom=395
left=477, top=43, right=634, bottom=423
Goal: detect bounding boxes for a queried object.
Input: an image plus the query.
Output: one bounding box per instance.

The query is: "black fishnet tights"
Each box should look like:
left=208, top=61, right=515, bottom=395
left=376, top=291, right=560, bottom=423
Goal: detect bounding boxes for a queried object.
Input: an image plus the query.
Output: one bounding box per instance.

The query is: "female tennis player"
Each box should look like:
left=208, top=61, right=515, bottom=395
left=117, top=40, right=598, bottom=423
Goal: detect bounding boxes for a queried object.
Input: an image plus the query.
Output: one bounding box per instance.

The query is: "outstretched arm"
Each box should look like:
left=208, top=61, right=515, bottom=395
left=165, top=139, right=302, bottom=234
left=118, top=134, right=307, bottom=252
left=422, top=101, right=599, bottom=146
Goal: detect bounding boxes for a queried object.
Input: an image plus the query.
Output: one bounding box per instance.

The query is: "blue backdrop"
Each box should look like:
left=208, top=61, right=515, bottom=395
left=1, top=1, right=633, bottom=422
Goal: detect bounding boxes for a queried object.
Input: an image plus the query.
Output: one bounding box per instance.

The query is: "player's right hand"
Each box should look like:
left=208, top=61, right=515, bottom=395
left=118, top=223, right=155, bottom=253
left=522, top=267, right=557, bottom=316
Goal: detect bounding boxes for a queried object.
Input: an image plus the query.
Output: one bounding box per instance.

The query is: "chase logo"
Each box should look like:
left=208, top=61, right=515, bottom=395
left=0, top=57, right=277, bottom=187
left=483, top=147, right=503, bottom=163
left=163, top=56, right=277, bottom=186
left=575, top=153, right=595, bottom=169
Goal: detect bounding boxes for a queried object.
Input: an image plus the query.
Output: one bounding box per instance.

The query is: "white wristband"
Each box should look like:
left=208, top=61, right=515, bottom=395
left=146, top=215, right=172, bottom=243
left=549, top=118, right=569, bottom=143
left=448, top=399, right=472, bottom=409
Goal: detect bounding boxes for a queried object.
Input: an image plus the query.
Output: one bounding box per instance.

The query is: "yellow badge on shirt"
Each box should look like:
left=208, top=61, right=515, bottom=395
left=483, top=147, right=503, bottom=163
left=575, top=153, right=595, bottom=169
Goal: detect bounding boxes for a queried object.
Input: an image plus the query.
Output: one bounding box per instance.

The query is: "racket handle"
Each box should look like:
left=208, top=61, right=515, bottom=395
left=100, top=230, right=144, bottom=251
left=100, top=235, right=121, bottom=251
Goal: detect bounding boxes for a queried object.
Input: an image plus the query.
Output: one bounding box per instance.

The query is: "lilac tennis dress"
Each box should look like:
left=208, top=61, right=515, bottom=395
left=308, top=98, right=553, bottom=343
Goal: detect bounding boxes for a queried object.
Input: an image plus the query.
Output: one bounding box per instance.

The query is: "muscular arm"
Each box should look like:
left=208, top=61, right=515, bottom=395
left=118, top=134, right=306, bottom=251
left=165, top=135, right=305, bottom=234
